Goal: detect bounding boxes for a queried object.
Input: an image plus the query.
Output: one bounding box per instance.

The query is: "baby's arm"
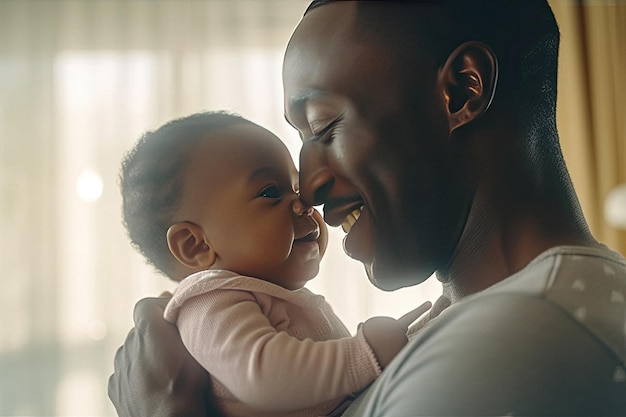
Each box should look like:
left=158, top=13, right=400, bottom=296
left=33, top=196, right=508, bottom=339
left=175, top=289, right=381, bottom=412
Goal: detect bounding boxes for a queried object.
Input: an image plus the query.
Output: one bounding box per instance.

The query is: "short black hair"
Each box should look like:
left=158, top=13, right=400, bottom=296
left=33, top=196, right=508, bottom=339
left=303, top=0, right=571, bottom=218
left=120, top=111, right=251, bottom=278
left=304, top=0, right=559, bottom=120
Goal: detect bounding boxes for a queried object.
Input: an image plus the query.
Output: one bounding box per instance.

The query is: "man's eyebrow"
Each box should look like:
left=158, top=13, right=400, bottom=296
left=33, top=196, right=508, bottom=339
left=287, top=89, right=330, bottom=111
left=285, top=89, right=331, bottom=137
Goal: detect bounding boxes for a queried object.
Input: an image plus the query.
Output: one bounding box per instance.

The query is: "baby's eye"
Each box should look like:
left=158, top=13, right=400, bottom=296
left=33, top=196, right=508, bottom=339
left=258, top=185, right=281, bottom=199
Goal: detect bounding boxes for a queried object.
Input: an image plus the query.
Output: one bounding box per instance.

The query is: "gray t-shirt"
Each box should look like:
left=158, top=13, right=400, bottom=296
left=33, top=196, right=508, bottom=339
left=344, top=245, right=626, bottom=416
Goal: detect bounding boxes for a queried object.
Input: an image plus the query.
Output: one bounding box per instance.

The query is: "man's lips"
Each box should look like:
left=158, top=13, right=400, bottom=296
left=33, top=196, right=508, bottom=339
left=342, top=205, right=373, bottom=264
left=322, top=196, right=364, bottom=228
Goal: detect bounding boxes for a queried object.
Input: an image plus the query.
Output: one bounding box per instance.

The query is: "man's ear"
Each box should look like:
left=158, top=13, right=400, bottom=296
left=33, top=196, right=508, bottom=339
left=439, top=41, right=498, bottom=133
left=166, top=221, right=217, bottom=270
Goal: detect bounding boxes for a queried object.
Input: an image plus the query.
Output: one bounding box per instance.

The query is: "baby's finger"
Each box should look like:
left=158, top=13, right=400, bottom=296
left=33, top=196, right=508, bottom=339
left=430, top=295, right=451, bottom=317
left=397, top=301, right=432, bottom=329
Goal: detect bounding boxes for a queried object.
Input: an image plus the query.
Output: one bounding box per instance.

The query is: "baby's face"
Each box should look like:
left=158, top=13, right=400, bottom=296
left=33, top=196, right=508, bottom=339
left=177, top=123, right=326, bottom=289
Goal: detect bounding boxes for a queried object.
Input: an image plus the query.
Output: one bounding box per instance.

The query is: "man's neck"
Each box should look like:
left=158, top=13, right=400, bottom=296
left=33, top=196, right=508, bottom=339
left=437, top=194, right=597, bottom=303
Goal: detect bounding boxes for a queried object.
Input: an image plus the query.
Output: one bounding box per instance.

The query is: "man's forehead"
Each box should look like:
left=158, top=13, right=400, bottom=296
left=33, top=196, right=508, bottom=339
left=283, top=4, right=353, bottom=121
left=286, top=1, right=432, bottom=69
left=288, top=0, right=357, bottom=47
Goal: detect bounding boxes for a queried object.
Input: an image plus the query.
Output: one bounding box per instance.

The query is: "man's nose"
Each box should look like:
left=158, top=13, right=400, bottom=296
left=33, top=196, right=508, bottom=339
left=299, top=141, right=334, bottom=207
left=291, top=199, right=314, bottom=217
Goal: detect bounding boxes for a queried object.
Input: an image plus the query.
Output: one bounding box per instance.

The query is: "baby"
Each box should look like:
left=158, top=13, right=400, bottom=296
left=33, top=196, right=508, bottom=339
left=120, top=111, right=428, bottom=417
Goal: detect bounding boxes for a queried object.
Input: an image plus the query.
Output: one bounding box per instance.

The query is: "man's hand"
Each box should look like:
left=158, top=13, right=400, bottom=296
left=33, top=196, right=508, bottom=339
left=108, top=295, right=223, bottom=417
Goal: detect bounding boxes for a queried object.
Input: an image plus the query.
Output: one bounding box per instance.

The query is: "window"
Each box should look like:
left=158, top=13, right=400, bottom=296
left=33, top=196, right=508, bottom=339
left=0, top=2, right=440, bottom=415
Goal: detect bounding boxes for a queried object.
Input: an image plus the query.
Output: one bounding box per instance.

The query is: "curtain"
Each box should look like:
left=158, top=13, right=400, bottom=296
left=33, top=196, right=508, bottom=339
left=0, top=1, right=437, bottom=415
left=0, top=1, right=623, bottom=415
left=550, top=0, right=626, bottom=254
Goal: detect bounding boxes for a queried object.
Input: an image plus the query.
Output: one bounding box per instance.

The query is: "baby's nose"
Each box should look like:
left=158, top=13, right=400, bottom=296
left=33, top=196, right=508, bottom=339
left=291, top=199, right=314, bottom=217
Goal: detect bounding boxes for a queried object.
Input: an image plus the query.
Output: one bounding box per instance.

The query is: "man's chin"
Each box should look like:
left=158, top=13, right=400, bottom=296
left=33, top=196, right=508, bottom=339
left=366, top=261, right=433, bottom=291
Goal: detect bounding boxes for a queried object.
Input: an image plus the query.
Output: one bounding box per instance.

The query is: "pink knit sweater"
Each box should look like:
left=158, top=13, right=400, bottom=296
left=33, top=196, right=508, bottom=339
left=164, top=269, right=381, bottom=417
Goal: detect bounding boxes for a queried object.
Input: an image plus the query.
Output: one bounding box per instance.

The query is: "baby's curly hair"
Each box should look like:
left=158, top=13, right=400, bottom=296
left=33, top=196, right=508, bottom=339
left=120, top=111, right=251, bottom=278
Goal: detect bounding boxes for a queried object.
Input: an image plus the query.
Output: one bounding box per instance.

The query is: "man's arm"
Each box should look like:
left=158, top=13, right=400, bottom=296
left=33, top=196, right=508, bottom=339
left=108, top=295, right=223, bottom=417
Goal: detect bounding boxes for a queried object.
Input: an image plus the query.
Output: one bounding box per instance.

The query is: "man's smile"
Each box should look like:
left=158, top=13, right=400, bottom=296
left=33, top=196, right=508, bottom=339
left=321, top=196, right=364, bottom=227
left=341, top=205, right=373, bottom=264
left=341, top=206, right=363, bottom=233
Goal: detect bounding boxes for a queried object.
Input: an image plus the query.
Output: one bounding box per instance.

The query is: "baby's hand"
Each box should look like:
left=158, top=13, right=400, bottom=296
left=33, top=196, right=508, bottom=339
left=407, top=295, right=451, bottom=337
left=362, top=301, right=432, bottom=369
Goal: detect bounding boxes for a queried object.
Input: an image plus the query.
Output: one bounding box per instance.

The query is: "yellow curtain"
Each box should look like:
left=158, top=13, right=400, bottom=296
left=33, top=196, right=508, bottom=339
left=550, top=0, right=626, bottom=255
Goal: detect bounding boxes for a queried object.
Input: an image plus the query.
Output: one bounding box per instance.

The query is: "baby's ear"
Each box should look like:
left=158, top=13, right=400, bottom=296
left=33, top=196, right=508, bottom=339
left=166, top=221, right=217, bottom=270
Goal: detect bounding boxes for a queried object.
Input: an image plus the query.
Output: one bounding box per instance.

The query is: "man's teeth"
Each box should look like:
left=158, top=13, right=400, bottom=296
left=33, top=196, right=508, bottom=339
left=341, top=207, right=362, bottom=233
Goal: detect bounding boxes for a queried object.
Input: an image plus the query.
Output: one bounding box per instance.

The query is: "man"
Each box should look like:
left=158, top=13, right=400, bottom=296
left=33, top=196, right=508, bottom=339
left=109, top=1, right=626, bottom=415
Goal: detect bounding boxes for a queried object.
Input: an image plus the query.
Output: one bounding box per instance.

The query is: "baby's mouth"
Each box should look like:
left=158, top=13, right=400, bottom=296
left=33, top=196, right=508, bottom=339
left=295, top=222, right=320, bottom=243
left=341, top=206, right=363, bottom=233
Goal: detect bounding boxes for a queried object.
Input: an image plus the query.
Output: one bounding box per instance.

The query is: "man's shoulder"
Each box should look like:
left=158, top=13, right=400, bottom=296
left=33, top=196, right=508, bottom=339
left=363, top=293, right=625, bottom=415
left=349, top=245, right=626, bottom=416
left=480, top=244, right=626, bottom=299
left=480, top=244, right=626, bottom=363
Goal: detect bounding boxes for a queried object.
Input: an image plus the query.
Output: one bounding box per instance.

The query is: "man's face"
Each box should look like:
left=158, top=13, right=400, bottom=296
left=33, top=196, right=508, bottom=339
left=283, top=2, right=472, bottom=290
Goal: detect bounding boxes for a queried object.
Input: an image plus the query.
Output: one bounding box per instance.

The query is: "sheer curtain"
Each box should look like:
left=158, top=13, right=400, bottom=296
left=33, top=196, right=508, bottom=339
left=0, top=1, right=438, bottom=415
left=550, top=0, right=626, bottom=255
left=2, top=1, right=623, bottom=416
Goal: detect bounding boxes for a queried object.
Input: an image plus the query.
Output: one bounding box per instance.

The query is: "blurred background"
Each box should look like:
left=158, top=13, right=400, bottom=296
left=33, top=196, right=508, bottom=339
left=0, top=0, right=624, bottom=415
